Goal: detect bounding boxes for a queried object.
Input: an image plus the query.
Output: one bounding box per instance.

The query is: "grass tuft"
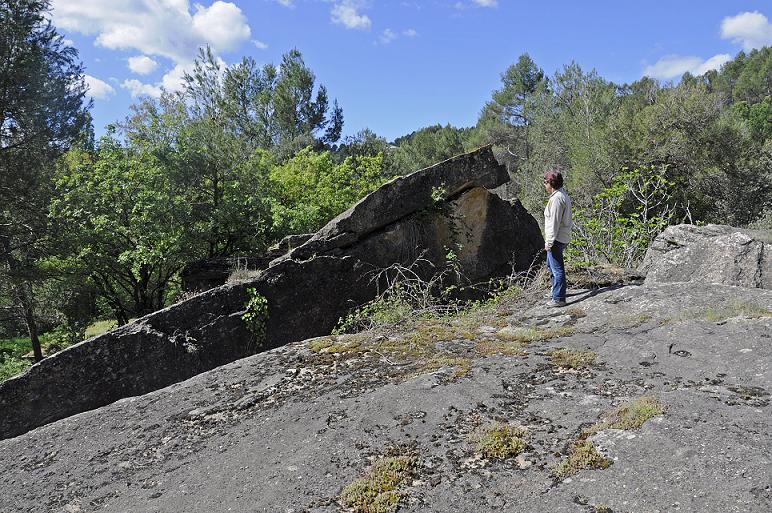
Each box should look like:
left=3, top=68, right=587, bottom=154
left=552, top=440, right=612, bottom=478
left=548, top=348, right=597, bottom=369
left=340, top=456, right=417, bottom=513
left=584, top=396, right=664, bottom=436
left=473, top=422, right=528, bottom=460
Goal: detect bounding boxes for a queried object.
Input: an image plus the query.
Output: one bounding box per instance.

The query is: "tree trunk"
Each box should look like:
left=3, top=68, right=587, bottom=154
left=18, top=284, right=43, bottom=362
left=24, top=298, right=43, bottom=362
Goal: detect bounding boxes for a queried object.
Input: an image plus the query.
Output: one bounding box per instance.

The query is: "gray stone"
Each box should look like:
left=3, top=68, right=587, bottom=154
left=640, top=224, right=771, bottom=288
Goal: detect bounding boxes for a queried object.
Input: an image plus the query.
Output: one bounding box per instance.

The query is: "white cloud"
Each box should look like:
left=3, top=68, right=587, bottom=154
left=331, top=1, right=371, bottom=30
left=51, top=0, right=252, bottom=62
left=378, top=29, right=397, bottom=45
left=122, top=78, right=163, bottom=98
left=694, top=54, right=733, bottom=75
left=191, top=1, right=251, bottom=52
left=721, top=11, right=772, bottom=51
left=253, top=39, right=268, bottom=49
left=62, top=38, right=75, bottom=46
left=275, top=0, right=293, bottom=6
left=403, top=28, right=418, bottom=37
left=643, top=53, right=732, bottom=80
left=84, top=74, right=115, bottom=100
left=473, top=0, right=498, bottom=6
left=128, top=55, right=158, bottom=75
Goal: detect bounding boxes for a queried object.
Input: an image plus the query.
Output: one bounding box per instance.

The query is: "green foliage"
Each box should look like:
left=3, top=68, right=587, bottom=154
left=52, top=135, right=193, bottom=323
left=270, top=148, right=387, bottom=237
left=340, top=456, right=417, bottom=513
left=386, top=124, right=472, bottom=176
left=568, top=165, right=675, bottom=267
left=214, top=47, right=343, bottom=158
left=242, top=288, right=269, bottom=347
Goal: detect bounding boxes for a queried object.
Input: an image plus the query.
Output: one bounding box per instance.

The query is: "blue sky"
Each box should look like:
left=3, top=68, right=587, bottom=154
left=52, top=1, right=772, bottom=142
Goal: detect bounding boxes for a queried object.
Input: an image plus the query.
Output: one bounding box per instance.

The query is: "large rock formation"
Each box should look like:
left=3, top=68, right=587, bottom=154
left=0, top=146, right=544, bottom=440
left=640, top=224, right=771, bottom=288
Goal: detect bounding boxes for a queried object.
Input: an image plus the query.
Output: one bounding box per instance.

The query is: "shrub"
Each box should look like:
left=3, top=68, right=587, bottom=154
left=568, top=165, right=677, bottom=267
left=242, top=288, right=269, bottom=347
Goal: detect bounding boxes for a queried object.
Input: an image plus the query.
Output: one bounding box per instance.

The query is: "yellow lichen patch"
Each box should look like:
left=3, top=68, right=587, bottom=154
left=473, top=422, right=528, bottom=460
left=547, top=348, right=597, bottom=369
left=340, top=456, right=417, bottom=513
left=308, top=336, right=362, bottom=354
left=584, top=396, right=664, bottom=436
left=420, top=353, right=472, bottom=378
left=552, top=440, right=612, bottom=479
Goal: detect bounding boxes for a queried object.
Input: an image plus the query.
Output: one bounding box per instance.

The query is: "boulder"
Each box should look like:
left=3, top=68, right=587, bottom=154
left=640, top=224, right=771, bottom=289
left=0, top=146, right=544, bottom=440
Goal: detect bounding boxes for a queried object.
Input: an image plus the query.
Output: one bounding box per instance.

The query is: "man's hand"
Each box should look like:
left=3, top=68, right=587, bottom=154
left=545, top=242, right=552, bottom=251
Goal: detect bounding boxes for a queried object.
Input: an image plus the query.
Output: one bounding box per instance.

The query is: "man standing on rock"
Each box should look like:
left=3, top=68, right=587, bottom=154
left=543, top=170, right=572, bottom=307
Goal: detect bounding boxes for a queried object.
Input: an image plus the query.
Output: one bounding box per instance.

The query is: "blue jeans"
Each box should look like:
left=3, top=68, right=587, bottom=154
left=547, top=241, right=567, bottom=301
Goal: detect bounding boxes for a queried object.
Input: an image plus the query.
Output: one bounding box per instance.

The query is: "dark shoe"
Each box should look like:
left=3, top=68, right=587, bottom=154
left=545, top=299, right=567, bottom=308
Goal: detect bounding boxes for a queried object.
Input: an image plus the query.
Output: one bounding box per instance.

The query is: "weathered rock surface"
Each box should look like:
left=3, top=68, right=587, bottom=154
left=1, top=280, right=769, bottom=512
left=0, top=146, right=543, bottom=441
left=641, top=224, right=771, bottom=288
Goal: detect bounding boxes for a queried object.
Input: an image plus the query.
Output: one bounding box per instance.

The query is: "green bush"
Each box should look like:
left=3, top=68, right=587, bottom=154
left=568, top=165, right=676, bottom=267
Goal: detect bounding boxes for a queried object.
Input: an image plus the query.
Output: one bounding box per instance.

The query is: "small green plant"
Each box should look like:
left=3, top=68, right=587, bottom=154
left=473, top=422, right=528, bottom=460
left=552, top=440, right=612, bottom=478
left=430, top=185, right=447, bottom=205
left=340, top=456, right=417, bottom=513
left=548, top=348, right=597, bottom=369
left=242, top=288, right=269, bottom=347
left=584, top=396, right=664, bottom=436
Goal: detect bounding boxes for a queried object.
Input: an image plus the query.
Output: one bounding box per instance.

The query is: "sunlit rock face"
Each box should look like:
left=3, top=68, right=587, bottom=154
left=640, top=224, right=771, bottom=289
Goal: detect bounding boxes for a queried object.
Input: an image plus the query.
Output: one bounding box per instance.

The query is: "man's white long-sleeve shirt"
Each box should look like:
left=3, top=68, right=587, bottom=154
left=544, top=188, right=572, bottom=245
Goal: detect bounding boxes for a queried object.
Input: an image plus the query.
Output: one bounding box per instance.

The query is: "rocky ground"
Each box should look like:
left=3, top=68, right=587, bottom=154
left=1, top=277, right=770, bottom=513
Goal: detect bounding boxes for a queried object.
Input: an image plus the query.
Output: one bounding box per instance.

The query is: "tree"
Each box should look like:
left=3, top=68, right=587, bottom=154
left=0, top=0, right=90, bottom=360
left=216, top=48, right=343, bottom=159
left=387, top=124, right=470, bottom=176
left=52, top=136, right=192, bottom=324
left=473, top=53, right=546, bottom=163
